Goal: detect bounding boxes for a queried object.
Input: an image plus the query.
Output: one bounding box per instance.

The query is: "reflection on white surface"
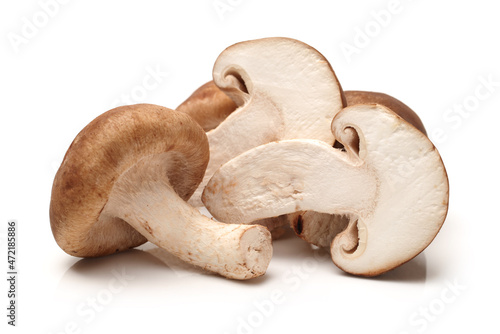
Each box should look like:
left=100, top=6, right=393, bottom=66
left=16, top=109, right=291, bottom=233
left=49, top=227, right=434, bottom=334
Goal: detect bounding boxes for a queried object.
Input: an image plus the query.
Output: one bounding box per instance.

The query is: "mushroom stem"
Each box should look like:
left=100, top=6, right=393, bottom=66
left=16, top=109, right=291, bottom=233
left=100, top=156, right=272, bottom=280
left=202, top=139, right=377, bottom=224
left=189, top=95, right=284, bottom=206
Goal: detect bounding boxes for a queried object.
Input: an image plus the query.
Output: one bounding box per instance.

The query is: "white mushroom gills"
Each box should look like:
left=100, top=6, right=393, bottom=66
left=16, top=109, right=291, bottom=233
left=100, top=154, right=272, bottom=280
left=203, top=104, right=449, bottom=276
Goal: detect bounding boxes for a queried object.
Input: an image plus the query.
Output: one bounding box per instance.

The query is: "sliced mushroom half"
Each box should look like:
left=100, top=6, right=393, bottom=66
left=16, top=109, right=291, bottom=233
left=290, top=90, right=429, bottom=247
left=203, top=103, right=449, bottom=276
left=184, top=37, right=345, bottom=207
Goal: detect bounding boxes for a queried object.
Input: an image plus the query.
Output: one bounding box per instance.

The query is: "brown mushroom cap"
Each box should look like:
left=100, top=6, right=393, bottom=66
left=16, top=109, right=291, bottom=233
left=177, top=81, right=237, bottom=131
left=345, top=90, right=427, bottom=135
left=50, top=104, right=209, bottom=257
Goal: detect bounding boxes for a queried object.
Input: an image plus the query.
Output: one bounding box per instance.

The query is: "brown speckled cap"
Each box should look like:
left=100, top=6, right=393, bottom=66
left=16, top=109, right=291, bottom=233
left=345, top=90, right=427, bottom=135
left=177, top=81, right=238, bottom=131
left=49, top=104, right=209, bottom=257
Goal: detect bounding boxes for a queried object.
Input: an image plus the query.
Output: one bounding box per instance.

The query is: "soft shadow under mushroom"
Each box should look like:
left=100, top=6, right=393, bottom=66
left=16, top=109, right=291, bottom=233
left=55, top=249, right=164, bottom=300
left=58, top=245, right=219, bottom=289
left=57, top=250, right=164, bottom=288
left=340, top=252, right=427, bottom=284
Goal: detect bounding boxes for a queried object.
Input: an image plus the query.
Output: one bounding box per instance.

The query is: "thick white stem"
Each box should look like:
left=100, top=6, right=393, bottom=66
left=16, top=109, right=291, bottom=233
left=101, top=157, right=272, bottom=280
left=188, top=94, right=284, bottom=207
left=203, top=140, right=377, bottom=225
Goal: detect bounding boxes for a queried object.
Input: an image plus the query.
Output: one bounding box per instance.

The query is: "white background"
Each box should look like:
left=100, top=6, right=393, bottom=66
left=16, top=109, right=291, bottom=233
left=1, top=0, right=499, bottom=333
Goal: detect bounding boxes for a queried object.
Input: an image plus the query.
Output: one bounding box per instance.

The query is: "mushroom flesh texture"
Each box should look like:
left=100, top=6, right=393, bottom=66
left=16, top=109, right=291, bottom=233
left=184, top=37, right=345, bottom=207
left=50, top=104, right=272, bottom=280
left=290, top=90, right=428, bottom=247
left=179, top=85, right=429, bottom=241
left=178, top=80, right=290, bottom=238
left=203, top=104, right=449, bottom=276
